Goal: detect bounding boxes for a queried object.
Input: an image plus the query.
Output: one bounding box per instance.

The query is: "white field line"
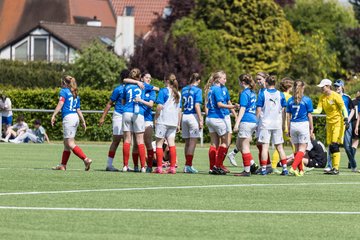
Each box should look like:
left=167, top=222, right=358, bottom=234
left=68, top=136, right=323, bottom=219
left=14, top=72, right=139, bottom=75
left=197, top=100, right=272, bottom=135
left=1, top=182, right=360, bottom=197
left=0, top=206, right=360, bottom=215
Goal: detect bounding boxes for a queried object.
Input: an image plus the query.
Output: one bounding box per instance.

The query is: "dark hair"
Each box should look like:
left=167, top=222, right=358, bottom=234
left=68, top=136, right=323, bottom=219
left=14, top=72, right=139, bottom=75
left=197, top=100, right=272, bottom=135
left=239, top=74, right=256, bottom=90
left=119, top=69, right=130, bottom=83
left=34, top=119, right=41, bottom=125
left=17, top=115, right=25, bottom=122
left=188, top=73, right=201, bottom=85
left=166, top=73, right=180, bottom=104
left=279, top=77, right=294, bottom=92
left=141, top=72, right=150, bottom=78
left=265, top=75, right=277, bottom=86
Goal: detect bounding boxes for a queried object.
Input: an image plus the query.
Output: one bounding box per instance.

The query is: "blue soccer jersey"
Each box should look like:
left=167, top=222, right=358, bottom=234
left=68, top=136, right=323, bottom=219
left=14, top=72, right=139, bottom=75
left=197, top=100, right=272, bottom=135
left=181, top=85, right=203, bottom=115
left=341, top=94, right=354, bottom=116
left=257, top=88, right=287, bottom=108
left=221, top=85, right=231, bottom=116
left=207, top=85, right=225, bottom=119
left=59, top=88, right=80, bottom=119
left=239, top=88, right=257, bottom=123
left=110, top=84, right=124, bottom=114
left=142, top=85, right=156, bottom=121
left=122, top=84, right=144, bottom=115
left=286, top=96, right=314, bottom=122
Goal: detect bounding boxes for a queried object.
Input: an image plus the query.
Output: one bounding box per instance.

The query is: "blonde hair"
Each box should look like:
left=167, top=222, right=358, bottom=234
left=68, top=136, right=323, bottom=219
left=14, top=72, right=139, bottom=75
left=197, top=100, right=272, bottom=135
left=204, top=71, right=225, bottom=105
left=62, top=75, right=78, bottom=98
left=293, top=80, right=305, bottom=104
left=166, top=73, right=180, bottom=104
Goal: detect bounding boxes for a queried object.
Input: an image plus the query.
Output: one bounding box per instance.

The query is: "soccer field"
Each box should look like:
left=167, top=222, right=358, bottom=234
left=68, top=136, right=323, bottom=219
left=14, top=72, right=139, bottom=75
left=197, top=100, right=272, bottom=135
left=1, top=143, right=360, bottom=240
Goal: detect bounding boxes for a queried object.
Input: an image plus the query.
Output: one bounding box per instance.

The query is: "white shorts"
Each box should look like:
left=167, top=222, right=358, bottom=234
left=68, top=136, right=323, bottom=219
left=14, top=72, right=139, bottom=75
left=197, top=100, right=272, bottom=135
left=258, top=129, right=284, bottom=144
left=238, top=122, right=257, bottom=139
left=112, top=112, right=123, bottom=135
left=122, top=112, right=145, bottom=133
left=155, top=124, right=177, bottom=139
left=206, top=117, right=227, bottom=136
left=290, top=121, right=310, bottom=144
left=62, top=114, right=79, bottom=139
left=224, top=115, right=232, bottom=133
left=182, top=114, right=200, bottom=138
left=145, top=121, right=154, bottom=128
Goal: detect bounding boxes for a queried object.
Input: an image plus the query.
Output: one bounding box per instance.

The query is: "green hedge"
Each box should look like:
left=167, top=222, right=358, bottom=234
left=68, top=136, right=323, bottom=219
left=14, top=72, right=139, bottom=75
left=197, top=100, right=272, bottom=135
left=0, top=60, right=72, bottom=88
left=5, top=87, right=327, bottom=144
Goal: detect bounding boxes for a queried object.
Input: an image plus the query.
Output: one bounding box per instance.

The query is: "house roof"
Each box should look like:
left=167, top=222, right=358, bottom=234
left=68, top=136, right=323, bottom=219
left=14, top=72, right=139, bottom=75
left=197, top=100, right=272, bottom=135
left=0, top=0, right=116, bottom=48
left=0, top=21, right=115, bottom=50
left=110, top=0, right=169, bottom=35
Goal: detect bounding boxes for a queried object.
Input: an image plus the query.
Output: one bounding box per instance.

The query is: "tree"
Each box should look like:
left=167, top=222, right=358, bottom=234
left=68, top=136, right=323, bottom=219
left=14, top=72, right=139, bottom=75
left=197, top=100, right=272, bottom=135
left=274, top=0, right=296, bottom=8
left=284, top=0, right=358, bottom=47
left=194, top=0, right=299, bottom=75
left=287, top=32, right=341, bottom=89
left=349, top=0, right=360, bottom=22
left=71, top=41, right=126, bottom=90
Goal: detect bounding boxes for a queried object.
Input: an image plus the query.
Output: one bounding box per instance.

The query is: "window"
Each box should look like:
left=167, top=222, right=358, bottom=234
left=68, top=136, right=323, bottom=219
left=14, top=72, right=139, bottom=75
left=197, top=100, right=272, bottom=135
left=34, top=38, right=47, bottom=61
left=53, top=41, right=66, bottom=62
left=162, top=6, right=172, bottom=19
left=14, top=41, right=28, bottom=61
left=123, top=6, right=134, bottom=16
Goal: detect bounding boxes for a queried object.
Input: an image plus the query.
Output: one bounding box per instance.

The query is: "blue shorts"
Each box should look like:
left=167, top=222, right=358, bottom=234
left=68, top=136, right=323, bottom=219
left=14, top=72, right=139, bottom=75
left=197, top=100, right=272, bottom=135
left=2, top=116, right=13, bottom=125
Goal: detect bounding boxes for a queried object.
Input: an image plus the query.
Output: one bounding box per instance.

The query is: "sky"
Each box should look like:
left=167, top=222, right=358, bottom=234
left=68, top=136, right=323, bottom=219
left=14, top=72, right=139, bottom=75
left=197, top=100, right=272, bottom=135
left=338, top=0, right=351, bottom=6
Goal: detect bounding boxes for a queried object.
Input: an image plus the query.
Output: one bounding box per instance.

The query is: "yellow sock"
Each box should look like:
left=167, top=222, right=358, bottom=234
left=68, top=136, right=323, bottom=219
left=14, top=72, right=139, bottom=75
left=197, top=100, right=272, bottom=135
left=272, top=150, right=279, bottom=169
left=332, top=152, right=341, bottom=170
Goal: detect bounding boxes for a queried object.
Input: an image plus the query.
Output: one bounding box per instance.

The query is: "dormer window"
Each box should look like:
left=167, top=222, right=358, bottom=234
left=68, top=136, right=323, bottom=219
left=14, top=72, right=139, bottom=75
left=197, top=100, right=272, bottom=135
left=162, top=6, right=172, bottom=19
left=124, top=6, right=134, bottom=16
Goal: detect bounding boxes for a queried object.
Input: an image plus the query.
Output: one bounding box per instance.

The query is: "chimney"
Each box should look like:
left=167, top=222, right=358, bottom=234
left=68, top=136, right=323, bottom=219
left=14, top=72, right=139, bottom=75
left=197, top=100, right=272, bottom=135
left=87, top=16, right=102, bottom=27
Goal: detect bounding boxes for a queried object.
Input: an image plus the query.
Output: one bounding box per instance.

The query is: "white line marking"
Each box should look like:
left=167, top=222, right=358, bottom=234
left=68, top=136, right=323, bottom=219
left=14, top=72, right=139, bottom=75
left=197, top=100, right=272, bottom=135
left=0, top=206, right=360, bottom=215
left=1, top=182, right=360, bottom=197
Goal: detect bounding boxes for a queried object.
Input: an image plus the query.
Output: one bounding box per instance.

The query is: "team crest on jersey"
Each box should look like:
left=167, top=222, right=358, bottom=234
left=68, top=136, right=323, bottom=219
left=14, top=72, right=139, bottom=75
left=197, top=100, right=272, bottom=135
left=145, top=93, right=150, bottom=97
left=329, top=100, right=334, bottom=105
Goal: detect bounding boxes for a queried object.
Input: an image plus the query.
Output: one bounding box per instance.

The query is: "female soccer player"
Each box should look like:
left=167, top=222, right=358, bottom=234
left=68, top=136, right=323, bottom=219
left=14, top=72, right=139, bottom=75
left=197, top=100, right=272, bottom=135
left=122, top=68, right=147, bottom=172
left=313, top=79, right=348, bottom=175
left=205, top=71, right=238, bottom=175
left=256, top=75, right=288, bottom=175
left=232, top=74, right=257, bottom=177
left=131, top=72, right=157, bottom=173
left=154, top=73, right=181, bottom=174
left=99, top=69, right=129, bottom=172
left=287, top=80, right=314, bottom=176
left=0, top=90, right=13, bottom=137
left=181, top=73, right=203, bottom=173
left=51, top=76, right=92, bottom=171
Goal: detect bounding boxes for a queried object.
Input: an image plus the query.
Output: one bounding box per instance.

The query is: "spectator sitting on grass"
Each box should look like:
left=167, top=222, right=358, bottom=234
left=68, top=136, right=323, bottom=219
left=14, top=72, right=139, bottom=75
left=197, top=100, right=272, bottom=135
left=1, top=115, right=28, bottom=142
left=9, top=119, right=50, bottom=144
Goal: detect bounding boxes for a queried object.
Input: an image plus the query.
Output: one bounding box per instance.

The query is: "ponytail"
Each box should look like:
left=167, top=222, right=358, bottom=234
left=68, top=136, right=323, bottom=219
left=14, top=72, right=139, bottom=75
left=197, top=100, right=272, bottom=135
left=293, top=80, right=305, bottom=104
left=265, top=75, right=276, bottom=86
left=239, top=73, right=256, bottom=90
left=204, top=71, right=225, bottom=105
left=279, top=77, right=294, bottom=92
left=63, top=75, right=78, bottom=98
left=129, top=68, right=141, bottom=80
left=167, top=73, right=180, bottom=104
left=188, top=73, right=201, bottom=85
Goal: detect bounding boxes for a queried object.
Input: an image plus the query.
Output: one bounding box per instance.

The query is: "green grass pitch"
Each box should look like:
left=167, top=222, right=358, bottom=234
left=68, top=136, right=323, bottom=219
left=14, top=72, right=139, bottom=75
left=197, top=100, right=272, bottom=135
left=1, top=142, right=360, bottom=240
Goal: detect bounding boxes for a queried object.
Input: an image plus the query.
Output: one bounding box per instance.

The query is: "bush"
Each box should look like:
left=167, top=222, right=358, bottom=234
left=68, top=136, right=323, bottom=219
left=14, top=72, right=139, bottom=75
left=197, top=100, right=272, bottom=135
left=0, top=60, right=71, bottom=88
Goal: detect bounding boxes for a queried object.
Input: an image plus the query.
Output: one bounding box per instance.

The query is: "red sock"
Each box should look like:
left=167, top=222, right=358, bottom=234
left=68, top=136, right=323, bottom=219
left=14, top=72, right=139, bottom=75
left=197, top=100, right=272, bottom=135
left=132, top=152, right=139, bottom=167
left=260, top=160, right=267, bottom=167
left=72, top=146, right=86, bottom=160
left=292, top=151, right=304, bottom=170
left=185, top=154, right=193, bottom=166
left=216, top=146, right=227, bottom=167
left=156, top=148, right=163, bottom=168
left=257, top=144, right=262, bottom=163
left=169, top=146, right=177, bottom=168
left=138, top=144, right=146, bottom=168
left=208, top=146, right=217, bottom=169
left=123, top=142, right=131, bottom=167
left=242, top=153, right=252, bottom=167
left=280, top=159, right=287, bottom=167
left=147, top=149, right=154, bottom=167
left=61, top=150, right=71, bottom=165
left=108, top=151, right=115, bottom=158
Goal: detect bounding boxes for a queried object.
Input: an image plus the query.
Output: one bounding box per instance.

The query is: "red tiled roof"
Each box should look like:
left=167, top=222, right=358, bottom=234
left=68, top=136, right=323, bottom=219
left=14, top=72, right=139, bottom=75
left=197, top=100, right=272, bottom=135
left=40, top=21, right=115, bottom=50
left=70, top=0, right=116, bottom=27
left=110, top=0, right=169, bottom=35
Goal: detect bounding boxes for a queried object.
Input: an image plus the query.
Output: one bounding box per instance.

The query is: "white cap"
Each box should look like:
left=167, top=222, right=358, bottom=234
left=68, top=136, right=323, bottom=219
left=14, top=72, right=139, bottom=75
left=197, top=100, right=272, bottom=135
left=317, top=79, right=332, bottom=87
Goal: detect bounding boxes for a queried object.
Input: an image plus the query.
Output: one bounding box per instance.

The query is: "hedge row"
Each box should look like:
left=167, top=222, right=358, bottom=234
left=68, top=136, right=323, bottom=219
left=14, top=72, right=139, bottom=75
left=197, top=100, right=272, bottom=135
left=0, top=60, right=71, bottom=88
left=4, top=88, right=327, bottom=144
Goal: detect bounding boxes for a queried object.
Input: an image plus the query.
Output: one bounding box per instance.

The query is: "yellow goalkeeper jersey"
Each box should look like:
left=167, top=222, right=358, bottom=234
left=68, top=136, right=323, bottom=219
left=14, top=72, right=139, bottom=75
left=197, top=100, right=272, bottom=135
left=284, top=91, right=292, bottom=102
left=313, top=91, right=346, bottom=124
